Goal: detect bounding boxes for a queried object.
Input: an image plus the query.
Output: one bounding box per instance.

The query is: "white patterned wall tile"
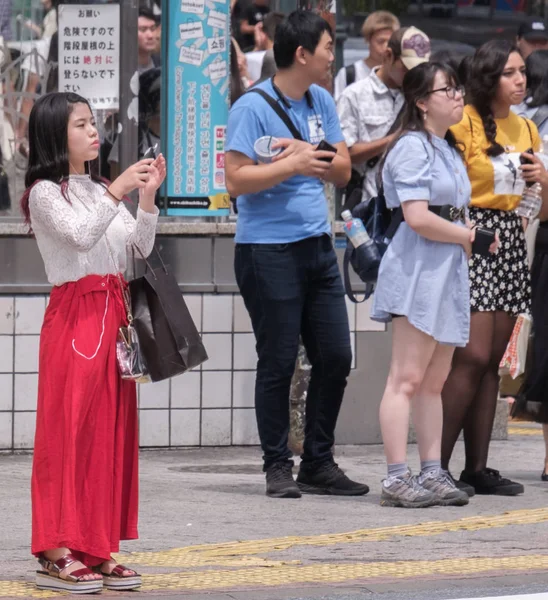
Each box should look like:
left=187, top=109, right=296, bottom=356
left=232, top=371, right=255, bottom=408
left=139, top=409, right=170, bottom=447
left=356, top=297, right=386, bottom=332
left=345, top=296, right=356, bottom=332
left=201, top=409, right=231, bottom=446
left=14, top=374, right=38, bottom=411
left=15, top=297, right=45, bottom=335
left=203, top=295, right=233, bottom=333
left=14, top=335, right=40, bottom=373
left=232, top=409, right=260, bottom=445
left=0, top=298, right=14, bottom=334
left=201, top=334, right=232, bottom=370
left=171, top=409, right=200, bottom=446
left=233, top=333, right=258, bottom=370
left=234, top=295, right=252, bottom=333
left=0, top=337, right=14, bottom=373
left=13, top=412, right=36, bottom=449
left=184, top=294, right=202, bottom=332
left=0, top=375, right=13, bottom=411
left=202, top=371, right=232, bottom=408
left=171, top=372, right=201, bottom=408
left=0, top=413, right=12, bottom=449
left=139, top=379, right=170, bottom=409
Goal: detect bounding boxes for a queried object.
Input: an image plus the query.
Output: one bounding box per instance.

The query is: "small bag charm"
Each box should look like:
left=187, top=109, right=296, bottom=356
left=116, top=321, right=151, bottom=383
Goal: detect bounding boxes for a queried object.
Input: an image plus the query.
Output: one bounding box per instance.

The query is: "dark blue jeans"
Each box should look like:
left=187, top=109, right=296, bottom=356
left=234, top=234, right=352, bottom=471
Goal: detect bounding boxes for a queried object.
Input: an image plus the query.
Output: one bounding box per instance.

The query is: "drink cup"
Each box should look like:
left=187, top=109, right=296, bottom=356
left=254, top=136, right=282, bottom=164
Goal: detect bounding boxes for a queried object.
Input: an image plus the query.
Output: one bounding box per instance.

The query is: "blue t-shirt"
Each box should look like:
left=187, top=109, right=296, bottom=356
left=225, top=79, right=344, bottom=244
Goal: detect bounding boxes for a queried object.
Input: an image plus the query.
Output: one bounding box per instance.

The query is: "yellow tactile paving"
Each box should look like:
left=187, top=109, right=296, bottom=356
left=509, top=425, right=543, bottom=436
left=0, top=581, right=58, bottom=598
left=2, top=508, right=548, bottom=596
left=127, top=507, right=548, bottom=567
left=138, top=554, right=548, bottom=591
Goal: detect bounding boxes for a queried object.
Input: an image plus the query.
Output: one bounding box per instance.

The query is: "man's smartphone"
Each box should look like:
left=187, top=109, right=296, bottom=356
left=472, top=227, right=496, bottom=257
left=143, top=143, right=159, bottom=158
left=316, top=140, right=337, bottom=163
left=520, top=147, right=535, bottom=187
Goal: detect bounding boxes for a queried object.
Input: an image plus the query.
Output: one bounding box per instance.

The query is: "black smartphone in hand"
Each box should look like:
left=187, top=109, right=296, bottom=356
left=520, top=147, right=535, bottom=187
left=472, top=227, right=496, bottom=257
left=316, top=140, right=337, bottom=163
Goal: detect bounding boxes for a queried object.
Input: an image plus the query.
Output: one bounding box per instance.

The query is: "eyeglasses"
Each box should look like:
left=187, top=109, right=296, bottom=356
left=426, top=85, right=465, bottom=99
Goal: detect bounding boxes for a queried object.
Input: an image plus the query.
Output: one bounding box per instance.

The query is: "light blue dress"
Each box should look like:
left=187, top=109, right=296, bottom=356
left=370, top=132, right=472, bottom=347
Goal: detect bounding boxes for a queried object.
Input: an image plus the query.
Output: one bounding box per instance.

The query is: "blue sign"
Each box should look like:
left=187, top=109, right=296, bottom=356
left=165, top=0, right=230, bottom=215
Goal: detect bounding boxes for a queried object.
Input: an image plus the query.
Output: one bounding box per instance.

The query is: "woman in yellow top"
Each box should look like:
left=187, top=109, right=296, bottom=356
left=441, top=40, right=548, bottom=496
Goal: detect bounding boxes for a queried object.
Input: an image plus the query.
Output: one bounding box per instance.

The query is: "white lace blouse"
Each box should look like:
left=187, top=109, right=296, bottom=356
left=29, top=175, right=159, bottom=286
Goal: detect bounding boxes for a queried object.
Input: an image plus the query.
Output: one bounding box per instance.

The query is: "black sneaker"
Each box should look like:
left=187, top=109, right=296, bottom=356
left=297, top=461, right=369, bottom=496
left=460, top=467, right=524, bottom=496
left=447, top=471, right=476, bottom=497
left=265, top=462, right=301, bottom=498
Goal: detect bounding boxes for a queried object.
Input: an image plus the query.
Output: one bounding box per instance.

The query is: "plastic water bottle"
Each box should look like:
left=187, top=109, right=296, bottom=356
left=516, top=183, right=542, bottom=219
left=341, top=210, right=370, bottom=249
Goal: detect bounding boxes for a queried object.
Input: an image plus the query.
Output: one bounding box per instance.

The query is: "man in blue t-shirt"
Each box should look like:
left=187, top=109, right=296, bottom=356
left=226, top=10, right=369, bottom=500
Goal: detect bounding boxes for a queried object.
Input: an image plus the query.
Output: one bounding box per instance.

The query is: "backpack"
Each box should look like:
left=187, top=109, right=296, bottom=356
left=343, top=133, right=433, bottom=303
left=343, top=188, right=402, bottom=303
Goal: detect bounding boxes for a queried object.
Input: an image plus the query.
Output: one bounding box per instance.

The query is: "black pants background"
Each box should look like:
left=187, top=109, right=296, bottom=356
left=520, top=224, right=548, bottom=420
left=235, top=234, right=352, bottom=471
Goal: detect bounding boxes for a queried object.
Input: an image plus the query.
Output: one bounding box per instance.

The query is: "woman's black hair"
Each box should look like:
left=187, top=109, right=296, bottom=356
left=430, top=49, right=463, bottom=75
left=21, top=92, right=105, bottom=224
left=458, top=54, right=473, bottom=90
left=230, top=39, right=245, bottom=106
left=467, top=39, right=521, bottom=157
left=525, top=49, right=548, bottom=108
left=385, top=61, right=463, bottom=159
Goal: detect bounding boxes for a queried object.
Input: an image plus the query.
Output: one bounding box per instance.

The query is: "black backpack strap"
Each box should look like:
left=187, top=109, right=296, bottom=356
left=345, top=63, right=356, bottom=87
left=343, top=248, right=373, bottom=303
left=248, top=88, right=304, bottom=141
left=532, top=105, right=548, bottom=132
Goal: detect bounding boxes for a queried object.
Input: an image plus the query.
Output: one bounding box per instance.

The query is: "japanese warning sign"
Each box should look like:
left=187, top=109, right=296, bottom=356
left=58, top=4, right=120, bottom=110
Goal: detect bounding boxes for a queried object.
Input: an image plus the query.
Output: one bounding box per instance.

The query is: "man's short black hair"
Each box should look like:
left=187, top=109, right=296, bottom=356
left=273, top=11, right=333, bottom=70
left=138, top=7, right=159, bottom=24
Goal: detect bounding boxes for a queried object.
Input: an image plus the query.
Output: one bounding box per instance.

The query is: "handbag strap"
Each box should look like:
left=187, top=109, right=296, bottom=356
left=248, top=88, right=304, bottom=141
left=104, top=234, right=133, bottom=323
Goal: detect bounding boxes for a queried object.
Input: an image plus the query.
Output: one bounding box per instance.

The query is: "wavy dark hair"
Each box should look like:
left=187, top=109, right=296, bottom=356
left=467, top=40, right=521, bottom=157
left=21, top=92, right=107, bottom=225
left=525, top=49, right=548, bottom=108
left=385, top=61, right=462, bottom=159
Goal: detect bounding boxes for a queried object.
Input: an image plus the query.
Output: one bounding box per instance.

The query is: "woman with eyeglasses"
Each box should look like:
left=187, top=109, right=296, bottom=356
left=371, top=62, right=492, bottom=508
left=441, top=40, right=548, bottom=497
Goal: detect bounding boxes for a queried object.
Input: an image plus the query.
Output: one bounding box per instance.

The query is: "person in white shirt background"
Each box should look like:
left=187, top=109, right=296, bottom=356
left=333, top=10, right=400, bottom=101
left=337, top=26, right=431, bottom=204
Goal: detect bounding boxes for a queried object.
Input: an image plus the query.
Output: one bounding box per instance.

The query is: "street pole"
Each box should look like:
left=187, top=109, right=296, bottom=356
left=118, top=0, right=139, bottom=185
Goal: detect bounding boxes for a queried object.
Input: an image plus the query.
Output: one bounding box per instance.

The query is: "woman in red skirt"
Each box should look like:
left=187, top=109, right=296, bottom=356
left=21, top=92, right=166, bottom=594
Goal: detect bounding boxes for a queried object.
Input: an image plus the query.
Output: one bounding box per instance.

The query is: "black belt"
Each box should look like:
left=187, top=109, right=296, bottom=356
left=402, top=205, right=465, bottom=223
left=429, top=205, right=466, bottom=222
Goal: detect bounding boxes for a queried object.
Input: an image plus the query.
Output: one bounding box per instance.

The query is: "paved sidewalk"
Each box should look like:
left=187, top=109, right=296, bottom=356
left=1, top=425, right=548, bottom=598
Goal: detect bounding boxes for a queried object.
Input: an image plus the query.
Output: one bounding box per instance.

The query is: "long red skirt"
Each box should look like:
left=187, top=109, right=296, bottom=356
left=31, top=274, right=139, bottom=567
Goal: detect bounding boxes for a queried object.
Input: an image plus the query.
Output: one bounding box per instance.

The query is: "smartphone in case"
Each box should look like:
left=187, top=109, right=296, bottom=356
left=143, top=143, right=159, bottom=158
left=472, top=227, right=496, bottom=257
left=520, top=147, right=535, bottom=187
left=316, top=140, right=337, bottom=163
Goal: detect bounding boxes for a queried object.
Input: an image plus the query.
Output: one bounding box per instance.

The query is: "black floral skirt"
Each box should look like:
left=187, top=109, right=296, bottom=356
left=468, top=207, right=531, bottom=316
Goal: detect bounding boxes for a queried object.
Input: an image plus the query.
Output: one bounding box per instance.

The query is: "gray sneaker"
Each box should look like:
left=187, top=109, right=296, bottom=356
left=418, top=468, right=470, bottom=506
left=380, top=471, right=437, bottom=508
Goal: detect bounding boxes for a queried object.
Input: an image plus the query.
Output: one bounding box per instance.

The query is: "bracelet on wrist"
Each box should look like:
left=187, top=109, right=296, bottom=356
left=106, top=187, right=122, bottom=203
